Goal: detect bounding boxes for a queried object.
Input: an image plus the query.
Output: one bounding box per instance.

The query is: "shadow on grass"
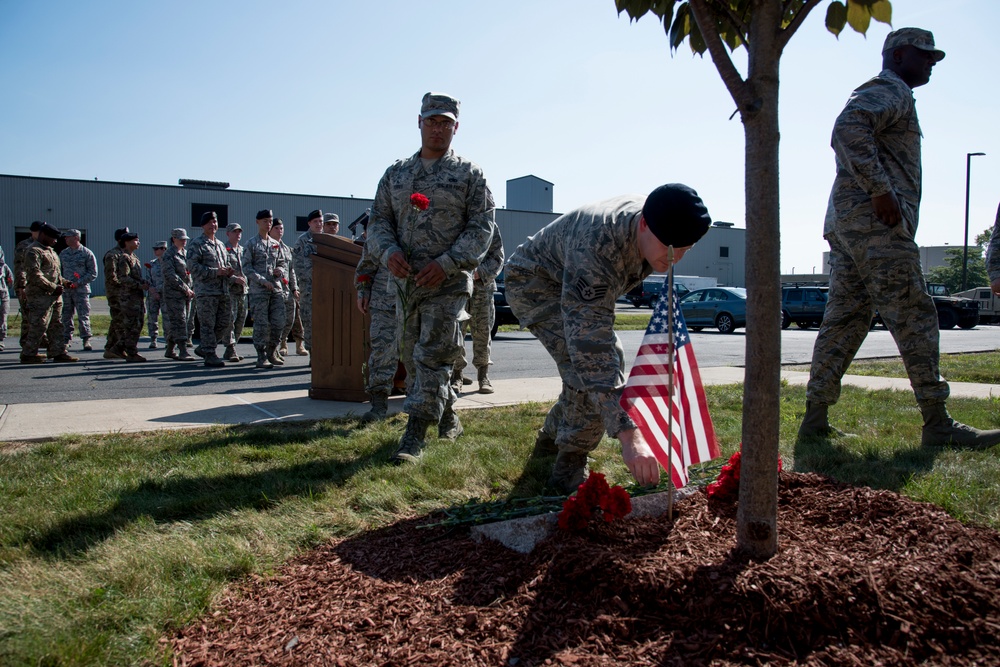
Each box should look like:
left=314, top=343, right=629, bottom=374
left=792, top=432, right=940, bottom=493
left=23, top=436, right=400, bottom=559
left=177, top=419, right=362, bottom=453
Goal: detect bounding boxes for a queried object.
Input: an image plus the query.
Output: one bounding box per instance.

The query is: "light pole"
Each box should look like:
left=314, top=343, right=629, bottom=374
left=963, top=152, right=987, bottom=291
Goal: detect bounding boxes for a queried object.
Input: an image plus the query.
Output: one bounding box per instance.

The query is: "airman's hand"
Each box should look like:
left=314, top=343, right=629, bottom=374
left=356, top=292, right=370, bottom=315
left=387, top=251, right=411, bottom=280
left=414, top=260, right=446, bottom=289
left=872, top=191, right=902, bottom=227
left=619, top=428, right=660, bottom=487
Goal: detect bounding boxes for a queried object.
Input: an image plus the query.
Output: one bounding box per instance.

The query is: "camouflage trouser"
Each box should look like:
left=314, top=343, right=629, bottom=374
left=505, top=266, right=622, bottom=454
left=807, top=220, right=948, bottom=407
left=0, top=287, right=8, bottom=341
left=195, top=294, right=233, bottom=353
left=162, top=292, right=192, bottom=343
left=279, top=292, right=298, bottom=343
left=117, top=291, right=145, bottom=353
left=105, top=291, right=123, bottom=352
left=23, top=293, right=67, bottom=357
left=228, top=291, right=247, bottom=345
left=61, top=289, right=92, bottom=342
left=454, top=278, right=495, bottom=374
left=299, top=285, right=313, bottom=350
left=397, top=288, right=467, bottom=422
left=366, top=304, right=399, bottom=395
left=145, top=295, right=161, bottom=341
left=249, top=291, right=286, bottom=347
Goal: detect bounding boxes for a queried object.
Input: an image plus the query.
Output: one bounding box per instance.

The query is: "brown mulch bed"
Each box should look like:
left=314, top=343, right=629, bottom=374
left=169, top=473, right=1000, bottom=666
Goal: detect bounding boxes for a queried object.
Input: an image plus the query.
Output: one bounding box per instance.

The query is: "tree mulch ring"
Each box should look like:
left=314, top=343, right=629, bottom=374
left=169, top=472, right=1000, bottom=666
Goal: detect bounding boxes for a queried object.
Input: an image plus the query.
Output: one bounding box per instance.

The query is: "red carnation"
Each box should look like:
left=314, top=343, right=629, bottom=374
left=410, top=193, right=430, bottom=211
left=73, top=272, right=81, bottom=279
left=144, top=263, right=151, bottom=269
left=357, top=274, right=373, bottom=284
left=557, top=496, right=591, bottom=531
left=282, top=277, right=289, bottom=286
left=600, top=486, right=633, bottom=522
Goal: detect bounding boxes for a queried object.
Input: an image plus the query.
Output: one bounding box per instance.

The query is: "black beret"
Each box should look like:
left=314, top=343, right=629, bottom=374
left=30, top=220, right=44, bottom=232
left=642, top=184, right=712, bottom=248
left=114, top=227, right=130, bottom=242
left=256, top=209, right=273, bottom=220
left=200, top=211, right=218, bottom=225
left=38, top=223, right=61, bottom=238
left=273, top=218, right=283, bottom=226
left=120, top=229, right=139, bottom=242
left=307, top=209, right=323, bottom=222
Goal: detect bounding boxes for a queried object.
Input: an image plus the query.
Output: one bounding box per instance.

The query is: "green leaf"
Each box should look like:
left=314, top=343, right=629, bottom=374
left=825, top=1, right=848, bottom=37
left=649, top=0, right=676, bottom=22
left=689, top=13, right=707, bottom=55
left=669, top=2, right=692, bottom=51
left=846, top=0, right=872, bottom=34
left=616, top=0, right=652, bottom=21
left=869, top=0, right=892, bottom=25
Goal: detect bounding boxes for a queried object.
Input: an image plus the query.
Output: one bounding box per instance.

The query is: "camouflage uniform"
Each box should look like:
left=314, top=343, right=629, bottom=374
left=356, top=240, right=400, bottom=397
left=14, top=237, right=36, bottom=347
left=144, top=256, right=165, bottom=344
left=292, top=230, right=317, bottom=350
left=22, top=241, right=71, bottom=358
left=806, top=68, right=948, bottom=409
left=59, top=243, right=98, bottom=344
left=108, top=250, right=147, bottom=355
left=274, top=239, right=298, bottom=349
left=367, top=148, right=495, bottom=422
left=161, top=245, right=194, bottom=346
left=103, top=246, right=125, bottom=353
left=187, top=234, right=233, bottom=358
left=506, top=196, right=652, bottom=455
left=225, top=241, right=248, bottom=346
left=245, top=234, right=287, bottom=348
left=0, top=259, right=11, bottom=348
left=454, top=222, right=504, bottom=383
left=986, top=218, right=1000, bottom=285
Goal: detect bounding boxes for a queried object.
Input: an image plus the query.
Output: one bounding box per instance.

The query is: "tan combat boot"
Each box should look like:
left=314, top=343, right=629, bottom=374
left=921, top=403, right=1000, bottom=449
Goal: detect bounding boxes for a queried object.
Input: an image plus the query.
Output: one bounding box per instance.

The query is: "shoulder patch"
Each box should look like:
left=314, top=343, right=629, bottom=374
left=575, top=276, right=609, bottom=303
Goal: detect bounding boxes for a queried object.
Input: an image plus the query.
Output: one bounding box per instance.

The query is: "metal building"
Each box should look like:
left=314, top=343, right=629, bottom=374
left=506, top=175, right=554, bottom=213
left=677, top=221, right=747, bottom=288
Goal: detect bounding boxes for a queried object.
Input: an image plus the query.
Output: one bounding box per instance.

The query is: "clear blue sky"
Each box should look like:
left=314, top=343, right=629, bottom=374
left=2, top=0, right=996, bottom=273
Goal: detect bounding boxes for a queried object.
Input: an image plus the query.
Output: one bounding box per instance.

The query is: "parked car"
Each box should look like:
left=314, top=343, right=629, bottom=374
left=492, top=270, right=519, bottom=338
left=627, top=276, right=689, bottom=308
left=781, top=285, right=828, bottom=329
left=679, top=287, right=747, bottom=334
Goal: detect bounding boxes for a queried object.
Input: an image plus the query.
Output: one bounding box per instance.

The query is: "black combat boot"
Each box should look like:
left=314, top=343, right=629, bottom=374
left=391, top=416, right=434, bottom=464
left=797, top=401, right=855, bottom=440
left=921, top=403, right=1000, bottom=449
left=361, top=392, right=389, bottom=423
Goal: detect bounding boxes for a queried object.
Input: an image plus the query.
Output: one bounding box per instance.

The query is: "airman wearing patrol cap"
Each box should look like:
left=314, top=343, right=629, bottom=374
left=58, top=228, right=98, bottom=351
left=223, top=222, right=247, bottom=361
left=161, top=228, right=196, bottom=360
left=144, top=240, right=168, bottom=350
left=291, top=209, right=326, bottom=355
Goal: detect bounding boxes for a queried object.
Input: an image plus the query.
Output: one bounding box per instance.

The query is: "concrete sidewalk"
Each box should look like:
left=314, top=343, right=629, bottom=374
left=1, top=367, right=999, bottom=442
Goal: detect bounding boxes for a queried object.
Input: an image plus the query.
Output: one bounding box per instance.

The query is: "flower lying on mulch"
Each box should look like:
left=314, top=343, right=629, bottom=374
left=707, top=446, right=783, bottom=503
left=169, top=472, right=1000, bottom=666
left=558, top=472, right=632, bottom=531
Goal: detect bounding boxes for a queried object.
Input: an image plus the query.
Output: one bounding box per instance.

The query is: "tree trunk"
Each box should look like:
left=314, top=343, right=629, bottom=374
left=736, top=0, right=782, bottom=560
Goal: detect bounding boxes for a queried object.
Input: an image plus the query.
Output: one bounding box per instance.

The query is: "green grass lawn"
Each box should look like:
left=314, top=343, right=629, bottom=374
left=787, top=350, right=1000, bottom=384
left=3, top=359, right=1000, bottom=665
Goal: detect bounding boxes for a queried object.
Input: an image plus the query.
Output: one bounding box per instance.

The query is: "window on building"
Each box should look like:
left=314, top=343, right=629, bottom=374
left=191, top=203, right=229, bottom=229
left=295, top=216, right=309, bottom=232
left=719, top=246, right=729, bottom=258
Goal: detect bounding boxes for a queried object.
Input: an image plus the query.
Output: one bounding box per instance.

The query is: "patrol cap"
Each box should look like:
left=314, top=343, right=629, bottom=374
left=39, top=223, right=61, bottom=239
left=256, top=209, right=273, bottom=220
left=114, top=227, right=130, bottom=241
left=307, top=209, right=323, bottom=223
left=420, top=92, right=460, bottom=120
left=120, top=229, right=139, bottom=242
left=62, top=228, right=81, bottom=238
left=30, top=220, right=44, bottom=232
left=323, top=213, right=339, bottom=225
left=170, top=227, right=189, bottom=240
left=641, top=184, right=712, bottom=249
left=153, top=240, right=168, bottom=250
left=225, top=222, right=242, bottom=233
left=199, top=211, right=218, bottom=225
left=882, top=27, right=945, bottom=61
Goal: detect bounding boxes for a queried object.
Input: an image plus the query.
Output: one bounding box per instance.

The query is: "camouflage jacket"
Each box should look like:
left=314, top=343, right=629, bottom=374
left=244, top=234, right=287, bottom=295
left=987, top=222, right=1000, bottom=284
left=272, top=240, right=297, bottom=297
left=59, top=245, right=99, bottom=294
left=109, top=251, right=146, bottom=298
left=103, top=247, right=124, bottom=295
left=187, top=234, right=231, bottom=297
left=226, top=243, right=247, bottom=295
left=355, top=238, right=395, bottom=311
left=13, top=237, right=34, bottom=291
left=292, top=231, right=317, bottom=293
left=161, top=245, right=193, bottom=295
left=507, top=195, right=654, bottom=438
left=825, top=68, right=922, bottom=237
left=367, top=148, right=495, bottom=297
left=475, top=222, right=505, bottom=287
left=24, top=241, right=69, bottom=298
left=144, top=257, right=165, bottom=293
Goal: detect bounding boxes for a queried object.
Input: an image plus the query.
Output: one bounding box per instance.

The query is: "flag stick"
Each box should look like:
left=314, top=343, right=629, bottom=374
left=665, top=247, right=675, bottom=520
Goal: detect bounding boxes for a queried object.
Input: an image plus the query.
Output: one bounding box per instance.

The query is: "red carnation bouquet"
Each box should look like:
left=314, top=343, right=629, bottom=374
left=706, top=446, right=783, bottom=503
left=557, top=472, right=632, bottom=531
left=410, top=193, right=430, bottom=212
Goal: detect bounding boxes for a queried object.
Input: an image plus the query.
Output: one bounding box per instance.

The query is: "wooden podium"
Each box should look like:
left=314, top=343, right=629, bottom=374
left=309, top=234, right=369, bottom=401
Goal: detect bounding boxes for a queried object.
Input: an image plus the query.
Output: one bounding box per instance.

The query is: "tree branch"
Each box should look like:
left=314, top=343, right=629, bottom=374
left=689, top=0, right=753, bottom=114
left=707, top=0, right=750, bottom=42
left=776, top=0, right=823, bottom=52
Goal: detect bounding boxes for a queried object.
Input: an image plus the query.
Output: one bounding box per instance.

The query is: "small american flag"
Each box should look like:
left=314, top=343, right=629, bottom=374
left=620, top=282, right=720, bottom=488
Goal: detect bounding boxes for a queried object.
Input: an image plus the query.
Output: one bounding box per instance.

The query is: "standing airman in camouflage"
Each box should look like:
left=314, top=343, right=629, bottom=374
left=102, top=228, right=130, bottom=359
left=356, top=219, right=401, bottom=423
left=143, top=241, right=167, bottom=350
left=985, top=206, right=1000, bottom=297
left=245, top=209, right=287, bottom=369
left=13, top=221, right=43, bottom=349
left=291, top=209, right=325, bottom=355
left=20, top=224, right=79, bottom=364
left=506, top=185, right=712, bottom=493
left=1, top=244, right=12, bottom=351
left=223, top=223, right=247, bottom=362
left=161, top=228, right=196, bottom=361
left=108, top=229, right=149, bottom=362
left=58, top=229, right=98, bottom=351
left=366, top=92, right=495, bottom=463
left=452, top=221, right=504, bottom=395
left=187, top=211, right=237, bottom=367
left=799, top=28, right=1000, bottom=449
left=269, top=219, right=299, bottom=360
